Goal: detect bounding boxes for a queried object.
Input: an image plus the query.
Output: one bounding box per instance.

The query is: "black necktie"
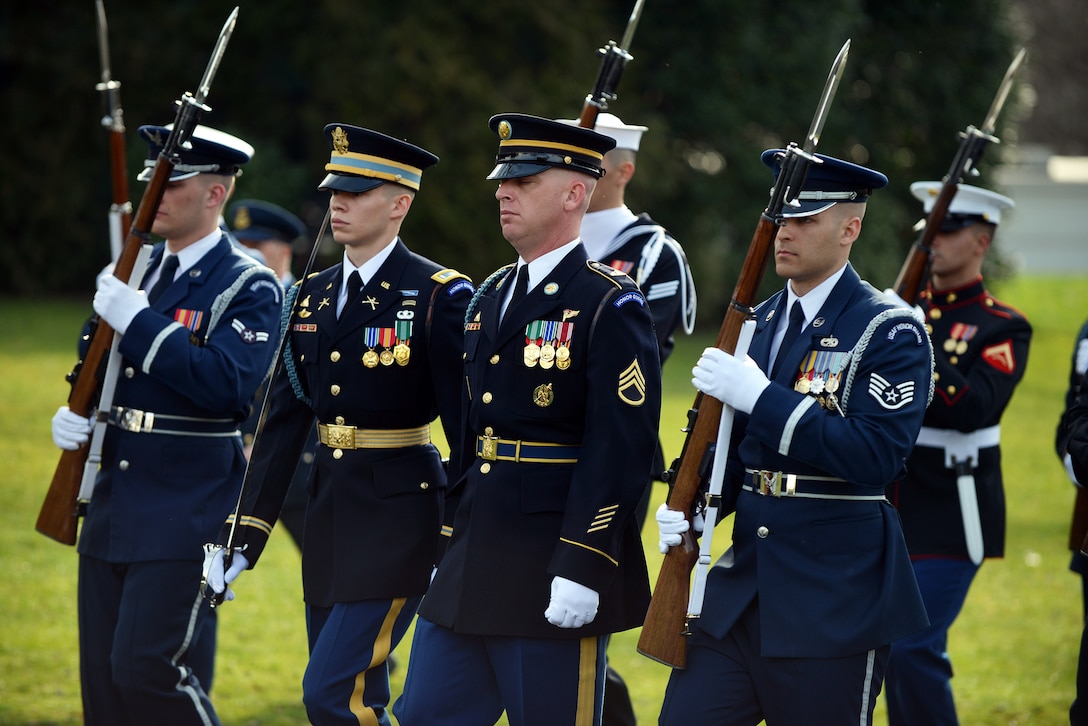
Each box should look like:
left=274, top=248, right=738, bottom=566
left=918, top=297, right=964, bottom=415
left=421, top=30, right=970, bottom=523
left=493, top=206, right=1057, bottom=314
left=340, top=270, right=362, bottom=319
left=771, top=301, right=805, bottom=379
left=506, top=264, right=529, bottom=317
left=147, top=254, right=180, bottom=305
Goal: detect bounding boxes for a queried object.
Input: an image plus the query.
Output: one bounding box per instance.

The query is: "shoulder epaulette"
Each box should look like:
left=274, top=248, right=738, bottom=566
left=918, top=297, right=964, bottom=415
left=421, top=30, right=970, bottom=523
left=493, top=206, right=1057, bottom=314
left=587, top=259, right=631, bottom=289
left=432, top=268, right=471, bottom=285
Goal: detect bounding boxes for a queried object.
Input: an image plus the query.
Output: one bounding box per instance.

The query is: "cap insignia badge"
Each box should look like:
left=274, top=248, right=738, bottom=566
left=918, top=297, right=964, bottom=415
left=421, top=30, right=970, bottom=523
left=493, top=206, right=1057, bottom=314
left=332, top=126, right=350, bottom=154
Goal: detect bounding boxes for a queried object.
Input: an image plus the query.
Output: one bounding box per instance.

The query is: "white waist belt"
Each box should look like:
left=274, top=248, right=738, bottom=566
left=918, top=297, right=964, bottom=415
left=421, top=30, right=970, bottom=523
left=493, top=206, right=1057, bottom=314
left=915, top=424, right=1000, bottom=469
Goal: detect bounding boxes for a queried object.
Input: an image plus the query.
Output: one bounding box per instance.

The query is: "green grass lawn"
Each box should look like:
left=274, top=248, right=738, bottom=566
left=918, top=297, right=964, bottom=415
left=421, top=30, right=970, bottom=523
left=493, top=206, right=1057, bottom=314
left=1, top=275, right=1085, bottom=724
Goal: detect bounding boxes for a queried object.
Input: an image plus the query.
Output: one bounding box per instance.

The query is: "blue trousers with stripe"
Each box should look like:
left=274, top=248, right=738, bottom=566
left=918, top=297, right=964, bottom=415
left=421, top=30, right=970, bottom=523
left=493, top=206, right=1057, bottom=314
left=78, top=555, right=219, bottom=726
left=660, top=601, right=888, bottom=725
left=303, top=596, right=421, bottom=726
left=393, top=616, right=607, bottom=726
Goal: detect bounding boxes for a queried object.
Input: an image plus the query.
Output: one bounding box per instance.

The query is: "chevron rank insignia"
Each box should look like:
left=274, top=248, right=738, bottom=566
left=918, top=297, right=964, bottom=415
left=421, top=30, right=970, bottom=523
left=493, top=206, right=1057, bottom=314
left=868, top=372, right=916, bottom=410
left=232, top=318, right=270, bottom=344
left=618, top=359, right=647, bottom=406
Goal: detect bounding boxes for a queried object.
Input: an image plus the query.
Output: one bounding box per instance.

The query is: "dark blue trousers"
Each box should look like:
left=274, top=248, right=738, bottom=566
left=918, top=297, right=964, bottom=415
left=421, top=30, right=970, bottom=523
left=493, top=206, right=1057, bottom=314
left=884, top=558, right=979, bottom=726
left=394, top=616, right=607, bottom=726
left=302, top=596, right=420, bottom=726
left=78, top=555, right=218, bottom=726
left=660, top=601, right=888, bottom=725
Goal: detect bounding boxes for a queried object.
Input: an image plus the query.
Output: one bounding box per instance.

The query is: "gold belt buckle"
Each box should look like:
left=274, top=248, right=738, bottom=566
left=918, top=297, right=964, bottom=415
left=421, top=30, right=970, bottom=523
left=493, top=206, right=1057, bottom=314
left=325, top=423, right=356, bottom=449
left=480, top=435, right=498, bottom=461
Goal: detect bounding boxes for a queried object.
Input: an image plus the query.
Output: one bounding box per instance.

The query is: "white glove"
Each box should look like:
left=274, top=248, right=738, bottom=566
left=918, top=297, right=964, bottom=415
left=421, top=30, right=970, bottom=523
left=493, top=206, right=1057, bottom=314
left=93, top=274, right=149, bottom=335
left=544, top=576, right=599, bottom=629
left=655, top=503, right=705, bottom=554
left=1067, top=452, right=1082, bottom=487
left=656, top=503, right=689, bottom=554
left=1076, top=339, right=1088, bottom=376
left=52, top=405, right=93, bottom=450
left=204, top=549, right=249, bottom=602
left=882, top=288, right=925, bottom=323
left=692, top=347, right=770, bottom=414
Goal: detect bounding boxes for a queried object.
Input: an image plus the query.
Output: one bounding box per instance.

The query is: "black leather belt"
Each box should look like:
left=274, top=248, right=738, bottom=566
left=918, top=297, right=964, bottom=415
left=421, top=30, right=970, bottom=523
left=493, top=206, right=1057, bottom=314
left=105, top=406, right=239, bottom=437
left=743, top=469, right=886, bottom=501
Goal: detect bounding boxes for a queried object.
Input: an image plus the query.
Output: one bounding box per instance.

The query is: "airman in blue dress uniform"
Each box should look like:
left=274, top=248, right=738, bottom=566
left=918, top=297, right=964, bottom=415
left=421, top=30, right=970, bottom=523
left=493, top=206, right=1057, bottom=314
left=51, top=123, right=282, bottom=725
left=394, top=113, right=662, bottom=726
left=204, top=123, right=472, bottom=726
left=884, top=183, right=1032, bottom=725
left=658, top=150, right=933, bottom=726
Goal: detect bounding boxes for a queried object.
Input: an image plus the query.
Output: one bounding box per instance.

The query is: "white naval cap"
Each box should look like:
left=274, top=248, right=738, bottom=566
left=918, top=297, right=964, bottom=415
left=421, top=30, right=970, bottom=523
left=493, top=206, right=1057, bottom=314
left=557, top=112, right=648, bottom=152
left=911, top=182, right=1015, bottom=230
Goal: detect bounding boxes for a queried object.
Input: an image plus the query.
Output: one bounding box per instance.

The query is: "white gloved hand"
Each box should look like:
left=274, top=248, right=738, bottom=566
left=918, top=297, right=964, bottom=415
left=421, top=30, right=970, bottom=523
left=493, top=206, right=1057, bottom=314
left=692, top=347, right=770, bottom=414
left=882, top=288, right=925, bottom=322
left=1076, top=339, right=1088, bottom=376
left=93, top=274, right=149, bottom=335
left=655, top=503, right=706, bottom=554
left=656, top=503, right=689, bottom=554
left=52, top=405, right=93, bottom=450
left=544, top=576, right=599, bottom=629
left=204, top=549, right=249, bottom=602
left=1067, top=452, right=1082, bottom=487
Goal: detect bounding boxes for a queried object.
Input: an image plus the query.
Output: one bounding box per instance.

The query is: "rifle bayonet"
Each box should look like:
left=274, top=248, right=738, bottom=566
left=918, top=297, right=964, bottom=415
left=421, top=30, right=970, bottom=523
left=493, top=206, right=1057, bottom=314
left=981, top=47, right=1025, bottom=136
left=775, top=40, right=850, bottom=216
left=94, top=0, right=123, bottom=134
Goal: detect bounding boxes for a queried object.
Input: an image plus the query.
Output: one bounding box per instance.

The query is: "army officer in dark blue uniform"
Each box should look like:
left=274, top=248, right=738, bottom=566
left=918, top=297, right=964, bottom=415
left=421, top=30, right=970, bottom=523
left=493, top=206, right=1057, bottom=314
left=394, top=114, right=662, bottom=726
left=51, top=124, right=282, bottom=725
left=658, top=150, right=933, bottom=726
left=203, top=123, right=472, bottom=726
left=884, top=183, right=1031, bottom=725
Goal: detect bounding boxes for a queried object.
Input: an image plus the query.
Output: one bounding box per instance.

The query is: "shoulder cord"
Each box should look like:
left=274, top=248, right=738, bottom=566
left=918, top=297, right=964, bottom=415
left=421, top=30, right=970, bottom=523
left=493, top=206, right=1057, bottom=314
left=839, top=307, right=935, bottom=412
left=464, top=264, right=514, bottom=327
left=278, top=284, right=312, bottom=407
left=205, top=265, right=277, bottom=343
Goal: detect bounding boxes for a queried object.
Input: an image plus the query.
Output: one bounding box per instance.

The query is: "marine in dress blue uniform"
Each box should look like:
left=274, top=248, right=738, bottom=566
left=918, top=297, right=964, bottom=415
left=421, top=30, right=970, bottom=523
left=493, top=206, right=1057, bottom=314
left=51, top=124, right=282, bottom=725
left=659, top=151, right=933, bottom=726
left=394, top=114, right=661, bottom=726
left=228, top=198, right=314, bottom=548
left=1058, top=319, right=1088, bottom=725
left=884, top=183, right=1032, bottom=726
left=209, top=124, right=472, bottom=726
left=562, top=112, right=697, bottom=726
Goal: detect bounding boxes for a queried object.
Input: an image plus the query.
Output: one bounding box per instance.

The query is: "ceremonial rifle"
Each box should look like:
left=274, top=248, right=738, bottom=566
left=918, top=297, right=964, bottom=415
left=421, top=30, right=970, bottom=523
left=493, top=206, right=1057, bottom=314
left=95, top=0, right=131, bottom=263
left=637, top=40, right=851, bottom=668
left=202, top=208, right=331, bottom=607
left=891, top=48, right=1026, bottom=303
left=36, top=7, right=241, bottom=545
left=577, top=0, right=645, bottom=128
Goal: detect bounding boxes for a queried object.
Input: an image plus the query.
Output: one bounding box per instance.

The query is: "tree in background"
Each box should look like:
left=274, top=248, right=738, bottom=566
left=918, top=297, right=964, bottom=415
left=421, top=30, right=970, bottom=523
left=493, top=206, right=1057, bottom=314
left=2, top=0, right=1070, bottom=317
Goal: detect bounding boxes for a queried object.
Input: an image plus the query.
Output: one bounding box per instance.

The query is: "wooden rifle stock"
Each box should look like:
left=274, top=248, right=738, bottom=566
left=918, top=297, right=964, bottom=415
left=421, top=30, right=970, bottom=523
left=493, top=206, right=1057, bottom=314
left=638, top=214, right=780, bottom=666
left=36, top=158, right=175, bottom=544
